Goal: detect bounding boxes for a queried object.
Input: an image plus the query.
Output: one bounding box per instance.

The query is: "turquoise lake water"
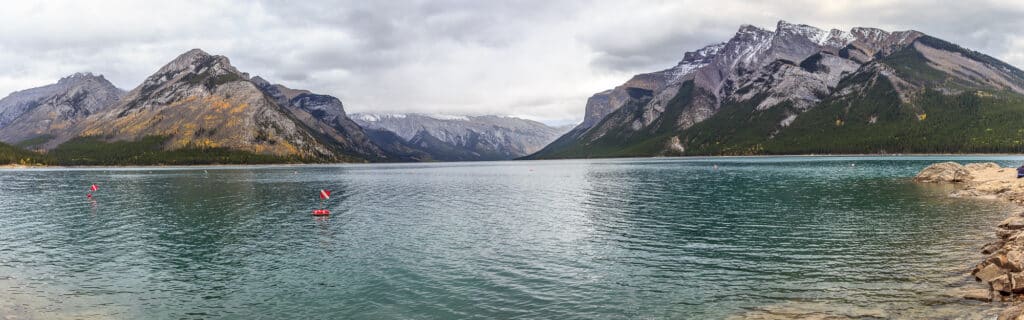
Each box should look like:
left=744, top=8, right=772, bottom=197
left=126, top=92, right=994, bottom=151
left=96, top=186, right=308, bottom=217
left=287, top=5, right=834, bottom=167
left=1, top=156, right=1022, bottom=319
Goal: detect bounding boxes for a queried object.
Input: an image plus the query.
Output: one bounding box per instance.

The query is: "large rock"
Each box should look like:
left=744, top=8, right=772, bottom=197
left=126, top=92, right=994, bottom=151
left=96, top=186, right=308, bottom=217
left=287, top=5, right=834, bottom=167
left=992, top=274, right=1012, bottom=292
left=913, top=162, right=972, bottom=183
left=1009, top=251, right=1024, bottom=272
left=1011, top=272, right=1024, bottom=292
left=977, top=263, right=1005, bottom=282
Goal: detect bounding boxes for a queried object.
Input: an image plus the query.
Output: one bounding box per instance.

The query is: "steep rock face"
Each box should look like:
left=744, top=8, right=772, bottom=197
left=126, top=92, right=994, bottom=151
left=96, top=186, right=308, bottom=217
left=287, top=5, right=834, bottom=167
left=733, top=52, right=861, bottom=111
left=352, top=113, right=568, bottom=160
left=843, top=27, right=923, bottom=63
left=250, top=76, right=389, bottom=161
left=66, top=49, right=342, bottom=160
left=0, top=73, right=123, bottom=145
left=581, top=42, right=723, bottom=129
left=530, top=21, right=1024, bottom=159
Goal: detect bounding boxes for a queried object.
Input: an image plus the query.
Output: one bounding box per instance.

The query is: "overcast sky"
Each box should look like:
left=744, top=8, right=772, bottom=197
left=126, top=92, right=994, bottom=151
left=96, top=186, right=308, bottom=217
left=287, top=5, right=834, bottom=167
left=1, top=1, right=1022, bottom=125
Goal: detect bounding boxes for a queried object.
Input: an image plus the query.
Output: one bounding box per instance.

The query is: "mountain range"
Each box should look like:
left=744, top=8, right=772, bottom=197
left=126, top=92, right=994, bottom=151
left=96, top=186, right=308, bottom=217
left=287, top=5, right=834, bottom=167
left=0, top=49, right=565, bottom=165
left=527, top=21, right=1024, bottom=158
left=3, top=20, right=1024, bottom=165
left=352, top=113, right=568, bottom=161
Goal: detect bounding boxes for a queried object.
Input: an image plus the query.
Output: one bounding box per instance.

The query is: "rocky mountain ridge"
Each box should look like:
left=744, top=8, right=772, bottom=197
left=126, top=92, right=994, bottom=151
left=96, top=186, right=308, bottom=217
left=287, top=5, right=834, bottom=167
left=67, top=49, right=353, bottom=160
left=528, top=21, right=1024, bottom=159
left=0, top=49, right=401, bottom=163
left=0, top=73, right=124, bottom=147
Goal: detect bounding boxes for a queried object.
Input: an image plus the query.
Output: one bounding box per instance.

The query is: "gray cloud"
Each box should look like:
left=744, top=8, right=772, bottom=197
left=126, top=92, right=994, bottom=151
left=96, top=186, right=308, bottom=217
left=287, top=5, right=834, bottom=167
left=0, top=0, right=1022, bottom=125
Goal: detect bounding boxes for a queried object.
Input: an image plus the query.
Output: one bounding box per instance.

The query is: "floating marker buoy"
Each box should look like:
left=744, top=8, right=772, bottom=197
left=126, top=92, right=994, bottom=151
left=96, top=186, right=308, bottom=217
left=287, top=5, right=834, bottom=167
left=312, top=189, right=332, bottom=216
left=87, top=184, right=98, bottom=199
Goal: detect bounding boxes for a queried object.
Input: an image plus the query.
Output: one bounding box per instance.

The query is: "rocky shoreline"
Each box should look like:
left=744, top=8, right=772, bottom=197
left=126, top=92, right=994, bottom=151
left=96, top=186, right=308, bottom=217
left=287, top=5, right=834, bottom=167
left=916, top=162, right=1024, bottom=319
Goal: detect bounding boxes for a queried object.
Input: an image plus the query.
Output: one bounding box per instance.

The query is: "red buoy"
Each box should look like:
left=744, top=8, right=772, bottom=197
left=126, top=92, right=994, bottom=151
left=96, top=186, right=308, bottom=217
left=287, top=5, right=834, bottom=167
left=312, top=209, right=331, bottom=216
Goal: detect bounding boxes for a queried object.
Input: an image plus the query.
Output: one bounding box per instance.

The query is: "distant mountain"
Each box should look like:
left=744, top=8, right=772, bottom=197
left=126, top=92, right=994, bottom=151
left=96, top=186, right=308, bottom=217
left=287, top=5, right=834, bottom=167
left=0, top=73, right=123, bottom=148
left=352, top=113, right=568, bottom=161
left=527, top=21, right=1024, bottom=159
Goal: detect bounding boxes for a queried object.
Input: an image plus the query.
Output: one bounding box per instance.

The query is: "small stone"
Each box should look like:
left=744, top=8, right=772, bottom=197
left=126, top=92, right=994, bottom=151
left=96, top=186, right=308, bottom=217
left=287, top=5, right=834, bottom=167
left=963, top=288, right=992, bottom=302
left=977, top=264, right=1005, bottom=282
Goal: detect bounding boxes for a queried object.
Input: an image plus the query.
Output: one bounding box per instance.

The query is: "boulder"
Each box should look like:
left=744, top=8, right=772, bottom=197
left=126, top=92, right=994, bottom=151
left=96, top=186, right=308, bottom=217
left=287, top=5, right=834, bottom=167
left=992, top=254, right=1011, bottom=268
left=992, top=274, right=1012, bottom=292
left=914, top=162, right=972, bottom=183
left=1010, top=251, right=1024, bottom=272
left=978, top=263, right=1005, bottom=282
left=1012, top=272, right=1024, bottom=292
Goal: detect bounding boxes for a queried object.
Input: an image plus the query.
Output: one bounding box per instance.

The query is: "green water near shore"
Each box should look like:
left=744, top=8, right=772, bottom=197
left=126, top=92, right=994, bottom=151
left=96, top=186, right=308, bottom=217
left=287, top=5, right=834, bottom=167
left=0, top=156, right=1020, bottom=319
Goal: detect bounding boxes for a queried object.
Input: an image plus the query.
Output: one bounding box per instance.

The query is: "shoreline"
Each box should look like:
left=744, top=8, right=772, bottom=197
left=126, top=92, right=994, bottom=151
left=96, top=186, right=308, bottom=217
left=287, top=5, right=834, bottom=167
left=4, top=153, right=1024, bottom=169
left=915, top=162, right=1024, bottom=319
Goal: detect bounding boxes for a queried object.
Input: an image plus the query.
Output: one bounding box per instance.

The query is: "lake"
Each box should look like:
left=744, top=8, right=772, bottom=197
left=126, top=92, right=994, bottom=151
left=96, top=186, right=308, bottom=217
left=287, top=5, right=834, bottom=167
left=0, top=156, right=1020, bottom=319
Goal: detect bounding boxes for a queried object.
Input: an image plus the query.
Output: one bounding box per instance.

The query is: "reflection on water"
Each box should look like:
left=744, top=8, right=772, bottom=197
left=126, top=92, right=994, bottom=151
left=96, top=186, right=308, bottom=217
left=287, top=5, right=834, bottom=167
left=0, top=156, right=1022, bottom=319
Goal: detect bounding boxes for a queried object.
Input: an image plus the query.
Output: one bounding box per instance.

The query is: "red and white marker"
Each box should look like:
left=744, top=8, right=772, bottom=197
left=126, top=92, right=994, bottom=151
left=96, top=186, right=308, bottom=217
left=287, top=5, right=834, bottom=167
left=313, top=189, right=331, bottom=216
left=87, top=184, right=99, bottom=199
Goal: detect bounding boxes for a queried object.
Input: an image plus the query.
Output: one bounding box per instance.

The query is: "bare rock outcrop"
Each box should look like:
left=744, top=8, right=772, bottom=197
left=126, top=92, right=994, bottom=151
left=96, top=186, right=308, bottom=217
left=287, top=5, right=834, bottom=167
left=916, top=162, right=1024, bottom=312
left=913, top=162, right=974, bottom=183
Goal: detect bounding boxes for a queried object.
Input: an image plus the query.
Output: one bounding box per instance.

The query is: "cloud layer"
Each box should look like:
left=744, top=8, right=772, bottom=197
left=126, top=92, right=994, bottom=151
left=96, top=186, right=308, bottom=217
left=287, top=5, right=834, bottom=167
left=0, top=0, right=1022, bottom=125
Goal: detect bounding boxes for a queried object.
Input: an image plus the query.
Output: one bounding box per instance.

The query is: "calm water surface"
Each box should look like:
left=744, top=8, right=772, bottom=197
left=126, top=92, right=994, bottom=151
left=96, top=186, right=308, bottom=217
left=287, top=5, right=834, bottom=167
left=1, top=156, right=1021, bottom=319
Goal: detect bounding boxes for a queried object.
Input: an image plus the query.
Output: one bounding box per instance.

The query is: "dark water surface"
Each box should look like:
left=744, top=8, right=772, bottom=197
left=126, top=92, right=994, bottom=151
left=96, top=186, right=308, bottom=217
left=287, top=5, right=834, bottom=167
left=1, top=156, right=1021, bottom=319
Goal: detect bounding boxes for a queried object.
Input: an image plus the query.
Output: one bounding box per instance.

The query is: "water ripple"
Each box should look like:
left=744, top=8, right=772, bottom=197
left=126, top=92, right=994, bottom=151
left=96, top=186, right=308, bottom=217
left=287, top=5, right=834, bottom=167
left=0, top=156, right=1021, bottom=319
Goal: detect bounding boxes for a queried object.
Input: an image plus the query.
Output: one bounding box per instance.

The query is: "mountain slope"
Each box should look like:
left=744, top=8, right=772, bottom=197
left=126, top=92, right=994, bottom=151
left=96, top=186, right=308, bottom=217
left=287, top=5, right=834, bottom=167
left=250, top=76, right=393, bottom=161
left=38, top=49, right=392, bottom=164
left=0, top=73, right=123, bottom=147
left=352, top=113, right=568, bottom=160
left=528, top=21, right=1024, bottom=158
